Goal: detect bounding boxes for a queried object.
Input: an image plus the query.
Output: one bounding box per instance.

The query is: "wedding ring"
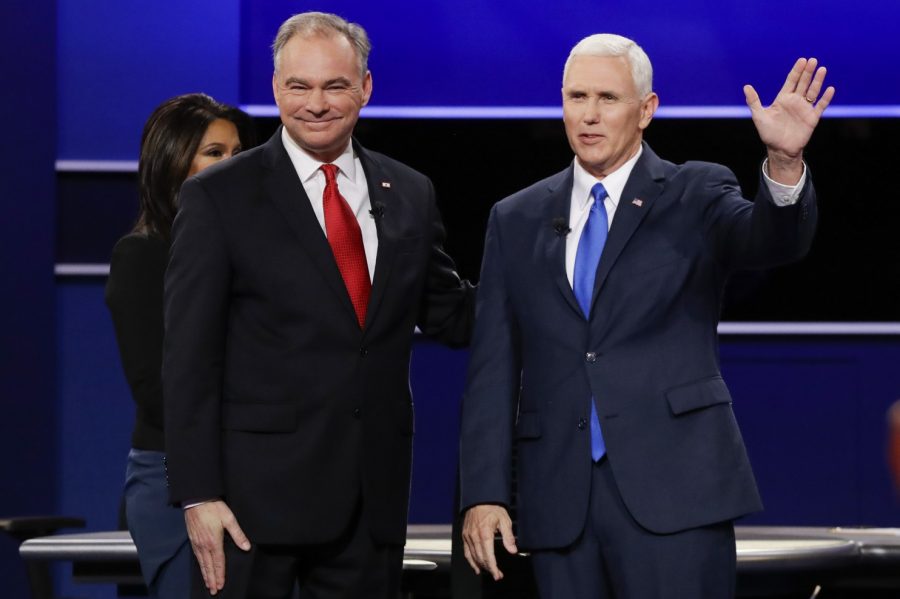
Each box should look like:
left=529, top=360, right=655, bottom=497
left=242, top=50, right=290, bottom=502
left=805, top=96, right=815, bottom=103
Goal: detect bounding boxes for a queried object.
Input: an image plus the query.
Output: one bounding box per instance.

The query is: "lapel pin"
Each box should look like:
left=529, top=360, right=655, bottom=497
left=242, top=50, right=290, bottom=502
left=381, top=181, right=392, bottom=189
left=632, top=198, right=644, bottom=207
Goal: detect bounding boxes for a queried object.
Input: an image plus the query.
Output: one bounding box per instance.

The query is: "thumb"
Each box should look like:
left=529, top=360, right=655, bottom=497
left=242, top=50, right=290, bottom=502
left=499, top=518, right=518, bottom=555
left=222, top=512, right=251, bottom=551
left=743, top=84, right=762, bottom=114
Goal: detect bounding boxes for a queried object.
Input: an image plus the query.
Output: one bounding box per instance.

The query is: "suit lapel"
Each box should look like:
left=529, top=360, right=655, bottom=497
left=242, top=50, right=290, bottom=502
left=541, top=167, right=583, bottom=317
left=355, top=141, right=396, bottom=332
left=261, top=130, right=358, bottom=323
left=591, top=144, right=666, bottom=310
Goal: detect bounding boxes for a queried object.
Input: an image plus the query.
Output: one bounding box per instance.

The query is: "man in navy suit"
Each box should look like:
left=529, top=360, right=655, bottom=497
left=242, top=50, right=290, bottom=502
left=163, top=12, right=473, bottom=599
left=459, top=34, right=833, bottom=597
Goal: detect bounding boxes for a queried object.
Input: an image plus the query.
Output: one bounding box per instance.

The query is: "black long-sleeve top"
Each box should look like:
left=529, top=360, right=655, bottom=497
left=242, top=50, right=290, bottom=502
left=105, top=232, right=169, bottom=451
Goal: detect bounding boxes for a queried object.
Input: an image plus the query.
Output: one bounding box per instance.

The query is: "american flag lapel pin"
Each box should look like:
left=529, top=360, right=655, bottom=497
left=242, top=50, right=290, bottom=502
left=381, top=181, right=392, bottom=189
left=632, top=198, right=644, bottom=207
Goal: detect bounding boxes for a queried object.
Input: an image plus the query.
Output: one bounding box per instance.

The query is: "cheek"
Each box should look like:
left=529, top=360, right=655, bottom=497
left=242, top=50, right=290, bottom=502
left=188, top=156, right=213, bottom=177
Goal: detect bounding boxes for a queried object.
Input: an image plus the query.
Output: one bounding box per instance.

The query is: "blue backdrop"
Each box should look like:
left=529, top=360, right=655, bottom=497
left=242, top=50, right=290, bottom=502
left=242, top=1, right=895, bottom=108
left=2, top=2, right=898, bottom=598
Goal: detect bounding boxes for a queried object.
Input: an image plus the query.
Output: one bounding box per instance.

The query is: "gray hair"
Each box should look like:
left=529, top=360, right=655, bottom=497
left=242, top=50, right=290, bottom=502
left=272, top=12, right=371, bottom=78
left=563, top=34, right=653, bottom=98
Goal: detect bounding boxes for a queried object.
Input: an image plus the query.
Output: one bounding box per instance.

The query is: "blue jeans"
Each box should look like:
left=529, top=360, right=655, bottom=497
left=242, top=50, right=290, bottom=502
left=124, top=448, right=191, bottom=599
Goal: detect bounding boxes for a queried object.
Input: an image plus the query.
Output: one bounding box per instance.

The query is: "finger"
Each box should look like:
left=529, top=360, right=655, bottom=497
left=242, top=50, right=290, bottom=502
left=223, top=516, right=252, bottom=551
left=794, top=57, right=817, bottom=97
left=814, top=85, right=836, bottom=117
left=211, top=539, right=227, bottom=591
left=499, top=517, right=519, bottom=555
left=462, top=540, right=481, bottom=575
left=743, top=84, right=762, bottom=114
left=779, top=57, right=807, bottom=95
left=804, top=66, right=827, bottom=103
left=477, top=528, right=502, bottom=580
left=194, top=546, right=216, bottom=593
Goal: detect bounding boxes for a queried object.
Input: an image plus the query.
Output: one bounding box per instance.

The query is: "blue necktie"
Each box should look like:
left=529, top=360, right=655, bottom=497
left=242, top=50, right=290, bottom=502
left=573, top=182, right=608, bottom=461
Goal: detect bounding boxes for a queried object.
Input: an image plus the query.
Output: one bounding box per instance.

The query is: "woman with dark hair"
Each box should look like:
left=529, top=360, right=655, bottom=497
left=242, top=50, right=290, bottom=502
left=105, top=93, right=255, bottom=598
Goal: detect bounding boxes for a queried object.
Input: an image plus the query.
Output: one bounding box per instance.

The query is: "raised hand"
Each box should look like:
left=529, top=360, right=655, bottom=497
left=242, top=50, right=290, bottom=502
left=744, top=58, right=835, bottom=184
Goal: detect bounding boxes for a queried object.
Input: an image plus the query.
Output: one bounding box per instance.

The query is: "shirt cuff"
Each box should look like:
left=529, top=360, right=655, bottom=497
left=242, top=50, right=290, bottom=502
left=183, top=499, right=216, bottom=510
left=762, top=158, right=807, bottom=206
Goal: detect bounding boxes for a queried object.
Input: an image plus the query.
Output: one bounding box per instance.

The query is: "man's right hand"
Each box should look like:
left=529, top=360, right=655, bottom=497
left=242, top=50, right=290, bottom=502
left=461, top=504, right=518, bottom=581
left=185, top=500, right=251, bottom=595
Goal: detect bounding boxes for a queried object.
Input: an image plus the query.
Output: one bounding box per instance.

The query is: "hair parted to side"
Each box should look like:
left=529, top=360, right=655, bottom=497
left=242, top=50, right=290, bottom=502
left=563, top=34, right=653, bottom=98
left=135, top=93, right=255, bottom=240
left=272, top=12, right=371, bottom=78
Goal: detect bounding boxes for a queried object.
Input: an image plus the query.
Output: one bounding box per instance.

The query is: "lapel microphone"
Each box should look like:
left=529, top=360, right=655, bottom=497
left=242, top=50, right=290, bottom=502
left=552, top=217, right=571, bottom=237
left=369, top=202, right=385, bottom=219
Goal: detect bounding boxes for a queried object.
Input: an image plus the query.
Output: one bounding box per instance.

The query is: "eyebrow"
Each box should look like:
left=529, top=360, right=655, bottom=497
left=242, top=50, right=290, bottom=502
left=282, top=76, right=353, bottom=87
left=565, top=87, right=621, bottom=97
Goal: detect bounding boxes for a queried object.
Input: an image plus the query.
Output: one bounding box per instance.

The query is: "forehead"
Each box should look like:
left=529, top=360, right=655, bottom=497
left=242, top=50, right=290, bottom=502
left=278, top=33, right=360, bottom=78
left=563, top=55, right=636, bottom=92
left=201, top=119, right=238, bottom=142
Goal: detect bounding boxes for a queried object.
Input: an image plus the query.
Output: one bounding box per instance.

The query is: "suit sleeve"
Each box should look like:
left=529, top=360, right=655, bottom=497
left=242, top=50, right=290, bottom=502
left=163, top=177, right=231, bottom=505
left=415, top=177, right=476, bottom=348
left=458, top=204, right=520, bottom=512
left=702, top=163, right=817, bottom=273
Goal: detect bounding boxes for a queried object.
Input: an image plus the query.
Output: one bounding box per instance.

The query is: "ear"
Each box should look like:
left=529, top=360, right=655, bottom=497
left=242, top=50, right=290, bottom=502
left=638, top=92, right=659, bottom=130
left=361, top=71, right=373, bottom=107
left=272, top=72, right=280, bottom=106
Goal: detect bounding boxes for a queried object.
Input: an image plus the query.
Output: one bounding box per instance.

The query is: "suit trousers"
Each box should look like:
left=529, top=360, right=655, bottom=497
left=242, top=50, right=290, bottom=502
left=191, top=500, right=403, bottom=599
left=530, top=458, right=736, bottom=599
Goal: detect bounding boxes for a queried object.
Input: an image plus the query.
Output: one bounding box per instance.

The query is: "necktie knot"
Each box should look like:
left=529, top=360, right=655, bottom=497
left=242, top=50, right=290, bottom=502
left=321, top=163, right=338, bottom=184
left=591, top=182, right=609, bottom=205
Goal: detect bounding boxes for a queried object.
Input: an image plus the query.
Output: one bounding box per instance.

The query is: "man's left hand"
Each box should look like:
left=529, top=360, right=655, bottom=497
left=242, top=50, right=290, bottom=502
left=744, top=57, right=835, bottom=184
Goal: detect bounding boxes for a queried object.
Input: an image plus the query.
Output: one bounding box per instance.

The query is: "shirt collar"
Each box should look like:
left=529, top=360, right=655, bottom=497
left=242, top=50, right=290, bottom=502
left=280, top=127, right=357, bottom=184
left=572, top=144, right=643, bottom=210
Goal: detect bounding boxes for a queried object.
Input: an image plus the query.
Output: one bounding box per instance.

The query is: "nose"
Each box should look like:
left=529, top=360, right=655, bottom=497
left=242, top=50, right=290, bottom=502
left=305, top=88, right=329, bottom=115
left=583, top=98, right=601, bottom=124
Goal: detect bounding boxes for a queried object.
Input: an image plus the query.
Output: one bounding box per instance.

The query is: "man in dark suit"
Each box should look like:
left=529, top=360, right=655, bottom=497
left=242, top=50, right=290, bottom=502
left=163, top=12, right=473, bottom=598
left=459, top=34, right=833, bottom=597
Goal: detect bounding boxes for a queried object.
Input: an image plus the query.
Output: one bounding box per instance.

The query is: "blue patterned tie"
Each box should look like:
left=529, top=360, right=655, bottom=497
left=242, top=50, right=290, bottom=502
left=573, top=182, right=608, bottom=461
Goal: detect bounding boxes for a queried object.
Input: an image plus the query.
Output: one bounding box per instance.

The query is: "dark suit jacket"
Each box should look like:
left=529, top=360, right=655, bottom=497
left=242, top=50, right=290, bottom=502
left=459, top=144, right=816, bottom=550
left=163, top=129, right=473, bottom=546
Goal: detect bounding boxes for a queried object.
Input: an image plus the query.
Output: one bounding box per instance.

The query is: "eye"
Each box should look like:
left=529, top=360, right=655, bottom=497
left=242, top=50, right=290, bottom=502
left=568, top=91, right=587, bottom=102
left=601, top=93, right=619, bottom=104
left=204, top=149, right=224, bottom=158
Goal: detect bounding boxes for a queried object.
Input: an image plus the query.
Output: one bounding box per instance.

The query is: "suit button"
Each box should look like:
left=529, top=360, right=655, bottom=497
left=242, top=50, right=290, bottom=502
left=359, top=347, right=368, bottom=357
left=577, top=417, right=587, bottom=430
left=353, top=408, right=361, bottom=419
left=585, top=352, right=597, bottom=363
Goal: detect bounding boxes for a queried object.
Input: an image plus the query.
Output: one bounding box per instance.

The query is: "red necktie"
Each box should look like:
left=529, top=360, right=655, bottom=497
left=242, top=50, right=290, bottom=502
left=321, top=164, right=371, bottom=328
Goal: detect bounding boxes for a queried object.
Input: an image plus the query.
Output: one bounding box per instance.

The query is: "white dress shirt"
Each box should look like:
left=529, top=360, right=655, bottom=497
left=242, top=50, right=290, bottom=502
left=281, top=128, right=378, bottom=282
left=565, top=148, right=807, bottom=287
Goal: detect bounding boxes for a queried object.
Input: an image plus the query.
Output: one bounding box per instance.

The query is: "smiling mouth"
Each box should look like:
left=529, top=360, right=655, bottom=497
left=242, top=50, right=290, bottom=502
left=302, top=118, right=339, bottom=130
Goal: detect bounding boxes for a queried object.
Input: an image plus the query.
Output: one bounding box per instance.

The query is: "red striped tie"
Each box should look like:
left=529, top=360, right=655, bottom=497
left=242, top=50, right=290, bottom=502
left=321, top=164, right=371, bottom=328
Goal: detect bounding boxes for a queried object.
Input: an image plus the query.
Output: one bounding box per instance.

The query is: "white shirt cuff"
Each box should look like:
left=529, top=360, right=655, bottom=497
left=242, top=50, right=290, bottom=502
left=762, top=158, right=807, bottom=206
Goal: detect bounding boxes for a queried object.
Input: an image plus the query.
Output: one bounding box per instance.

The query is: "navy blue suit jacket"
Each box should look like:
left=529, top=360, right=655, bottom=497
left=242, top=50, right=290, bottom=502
left=459, top=144, right=816, bottom=550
